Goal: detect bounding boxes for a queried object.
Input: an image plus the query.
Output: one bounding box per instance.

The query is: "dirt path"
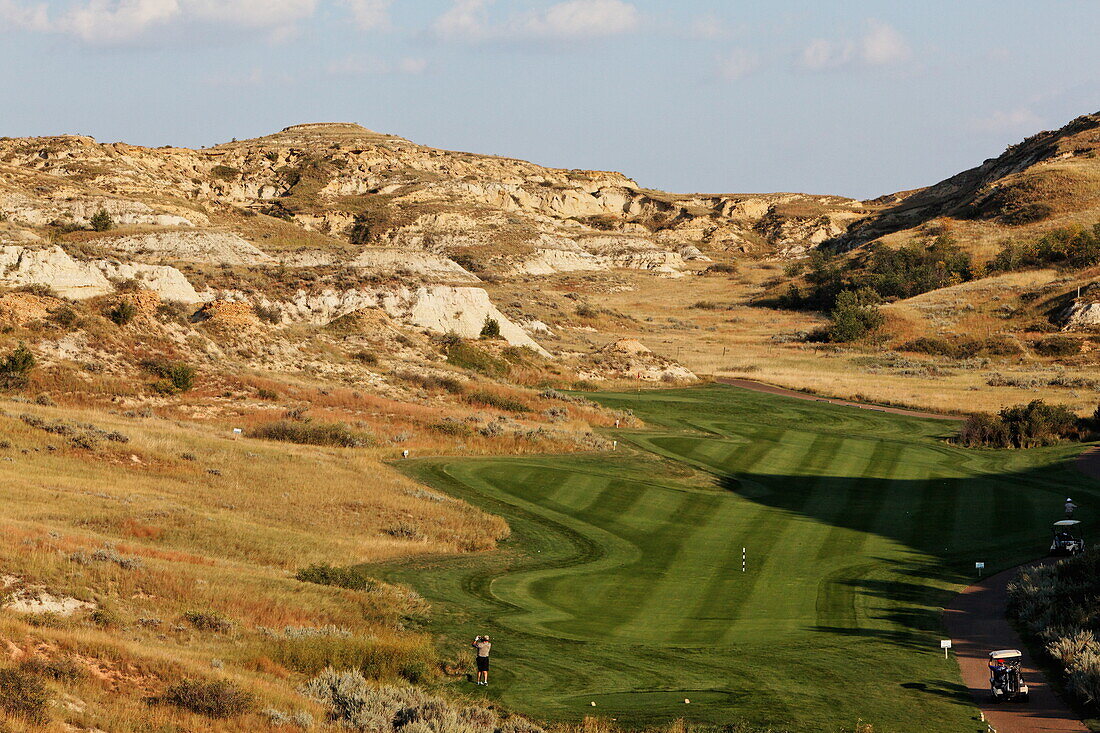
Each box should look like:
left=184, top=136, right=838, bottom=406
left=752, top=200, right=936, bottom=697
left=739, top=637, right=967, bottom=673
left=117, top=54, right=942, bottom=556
left=715, top=377, right=964, bottom=421
left=944, top=564, right=1088, bottom=733
left=1078, top=446, right=1100, bottom=481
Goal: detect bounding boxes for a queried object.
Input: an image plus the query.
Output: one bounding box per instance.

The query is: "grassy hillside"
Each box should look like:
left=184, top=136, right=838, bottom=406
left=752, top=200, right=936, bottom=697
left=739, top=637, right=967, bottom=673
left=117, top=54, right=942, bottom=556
left=390, top=385, right=1098, bottom=731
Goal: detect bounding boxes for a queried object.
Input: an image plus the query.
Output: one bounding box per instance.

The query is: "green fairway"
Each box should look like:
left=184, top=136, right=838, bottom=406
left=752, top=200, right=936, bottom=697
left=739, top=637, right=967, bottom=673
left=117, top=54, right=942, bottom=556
left=387, top=386, right=1100, bottom=731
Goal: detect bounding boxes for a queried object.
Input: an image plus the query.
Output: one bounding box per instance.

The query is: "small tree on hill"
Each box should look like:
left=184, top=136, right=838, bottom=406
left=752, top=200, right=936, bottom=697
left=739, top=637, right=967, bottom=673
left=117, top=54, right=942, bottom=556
left=89, top=208, right=114, bottom=232
left=827, top=288, right=884, bottom=342
left=480, top=317, right=501, bottom=339
left=0, top=343, right=35, bottom=390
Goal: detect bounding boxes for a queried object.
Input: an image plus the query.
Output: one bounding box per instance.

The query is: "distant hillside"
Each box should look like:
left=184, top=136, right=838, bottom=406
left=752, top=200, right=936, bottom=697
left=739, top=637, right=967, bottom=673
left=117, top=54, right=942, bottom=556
left=839, top=112, right=1100, bottom=248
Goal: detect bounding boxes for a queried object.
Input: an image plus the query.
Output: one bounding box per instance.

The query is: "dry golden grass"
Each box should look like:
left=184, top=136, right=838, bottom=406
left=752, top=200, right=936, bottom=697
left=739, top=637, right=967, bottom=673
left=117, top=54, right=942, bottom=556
left=0, top=395, right=521, bottom=730
left=504, top=263, right=1100, bottom=416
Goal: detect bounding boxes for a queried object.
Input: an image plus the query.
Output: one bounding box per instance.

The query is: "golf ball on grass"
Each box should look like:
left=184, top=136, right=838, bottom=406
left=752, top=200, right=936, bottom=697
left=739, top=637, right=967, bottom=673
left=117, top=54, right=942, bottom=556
left=684, top=699, right=690, bottom=704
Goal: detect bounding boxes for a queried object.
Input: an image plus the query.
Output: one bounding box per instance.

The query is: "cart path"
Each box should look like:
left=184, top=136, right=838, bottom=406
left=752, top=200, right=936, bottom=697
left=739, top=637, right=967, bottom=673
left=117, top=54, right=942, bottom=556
left=1079, top=445, right=1100, bottom=481
left=943, top=563, right=1088, bottom=733
left=716, top=378, right=964, bottom=421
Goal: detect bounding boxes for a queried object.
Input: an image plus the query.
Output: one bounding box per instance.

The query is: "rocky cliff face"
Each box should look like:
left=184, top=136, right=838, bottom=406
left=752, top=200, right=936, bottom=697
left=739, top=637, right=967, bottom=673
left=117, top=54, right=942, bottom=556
left=0, top=123, right=867, bottom=278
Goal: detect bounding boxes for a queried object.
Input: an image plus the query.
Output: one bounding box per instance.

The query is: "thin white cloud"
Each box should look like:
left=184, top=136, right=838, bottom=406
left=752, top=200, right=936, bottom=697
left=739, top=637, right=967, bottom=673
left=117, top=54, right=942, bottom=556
left=716, top=48, right=760, bottom=81
left=798, top=38, right=853, bottom=71
left=860, top=19, right=910, bottom=66
left=431, top=0, right=490, bottom=41
left=327, top=54, right=428, bottom=76
left=686, top=14, right=738, bottom=41
left=797, top=19, right=910, bottom=72
left=58, top=0, right=179, bottom=43
left=0, top=0, right=51, bottom=31
left=969, top=108, right=1044, bottom=134
left=344, top=0, right=390, bottom=31
left=430, top=0, right=640, bottom=43
left=0, top=0, right=319, bottom=43
left=515, top=0, right=638, bottom=40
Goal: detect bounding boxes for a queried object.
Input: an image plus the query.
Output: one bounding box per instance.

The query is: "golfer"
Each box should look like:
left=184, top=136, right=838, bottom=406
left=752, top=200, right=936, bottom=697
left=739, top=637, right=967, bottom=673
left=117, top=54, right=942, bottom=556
left=472, top=634, right=491, bottom=685
left=1065, top=497, right=1078, bottom=518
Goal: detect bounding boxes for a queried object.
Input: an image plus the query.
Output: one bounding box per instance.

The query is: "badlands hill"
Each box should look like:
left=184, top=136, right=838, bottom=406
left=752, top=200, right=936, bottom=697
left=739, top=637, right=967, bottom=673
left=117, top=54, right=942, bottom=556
left=837, top=111, right=1100, bottom=253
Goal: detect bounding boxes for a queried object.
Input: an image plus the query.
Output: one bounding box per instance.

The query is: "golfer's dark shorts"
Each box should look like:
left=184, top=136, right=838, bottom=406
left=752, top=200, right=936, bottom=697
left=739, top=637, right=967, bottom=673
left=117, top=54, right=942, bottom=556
left=476, top=656, right=490, bottom=672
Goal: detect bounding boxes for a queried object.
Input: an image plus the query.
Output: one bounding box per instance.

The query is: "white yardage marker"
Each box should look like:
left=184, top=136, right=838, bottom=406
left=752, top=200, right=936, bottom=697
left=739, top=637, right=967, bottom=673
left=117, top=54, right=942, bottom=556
left=742, top=547, right=746, bottom=572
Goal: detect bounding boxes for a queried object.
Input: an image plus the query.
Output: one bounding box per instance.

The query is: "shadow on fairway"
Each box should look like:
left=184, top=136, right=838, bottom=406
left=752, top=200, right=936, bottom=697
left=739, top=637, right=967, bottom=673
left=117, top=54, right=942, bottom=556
left=716, top=460, right=1100, bottom=646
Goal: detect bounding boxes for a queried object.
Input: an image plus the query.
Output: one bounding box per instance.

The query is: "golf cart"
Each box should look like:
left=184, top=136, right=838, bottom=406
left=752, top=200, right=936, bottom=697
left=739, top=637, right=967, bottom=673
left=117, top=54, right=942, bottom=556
left=1050, top=520, right=1085, bottom=556
left=989, top=650, right=1029, bottom=703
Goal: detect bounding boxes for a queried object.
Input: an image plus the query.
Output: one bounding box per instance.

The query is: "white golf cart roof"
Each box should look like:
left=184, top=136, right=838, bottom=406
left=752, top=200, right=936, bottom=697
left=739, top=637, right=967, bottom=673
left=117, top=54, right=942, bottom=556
left=990, top=649, right=1023, bottom=660
left=1054, top=520, right=1081, bottom=527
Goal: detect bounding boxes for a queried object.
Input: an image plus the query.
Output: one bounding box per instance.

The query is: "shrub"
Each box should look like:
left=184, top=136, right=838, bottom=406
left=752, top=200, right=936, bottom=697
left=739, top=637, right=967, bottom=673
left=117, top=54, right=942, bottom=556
left=1034, top=336, right=1082, bottom=357
left=351, top=350, right=379, bottom=365
left=15, top=283, right=56, bottom=298
left=990, top=223, right=1100, bottom=272
left=210, top=165, right=240, bottom=181
left=162, top=678, right=254, bottom=718
left=142, top=359, right=196, bottom=394
left=0, top=667, right=49, bottom=722
left=249, top=420, right=372, bottom=448
left=1002, top=202, right=1054, bottom=226
left=49, top=306, right=79, bottom=328
left=277, top=638, right=436, bottom=683
left=446, top=341, right=508, bottom=378
left=479, top=317, right=501, bottom=339
left=1008, top=552, right=1100, bottom=711
left=957, top=399, right=1085, bottom=448
left=827, top=288, right=884, bottom=342
left=184, top=611, right=233, bottom=633
left=19, top=655, right=83, bottom=682
left=301, top=668, right=502, bottom=728
left=395, top=371, right=465, bottom=394
left=465, top=390, right=528, bottom=413
left=89, top=208, right=113, bottom=232
left=295, top=563, right=377, bottom=591
left=0, top=343, right=35, bottom=390
left=430, top=419, right=473, bottom=437
left=106, top=300, right=138, bottom=325
left=257, top=388, right=278, bottom=400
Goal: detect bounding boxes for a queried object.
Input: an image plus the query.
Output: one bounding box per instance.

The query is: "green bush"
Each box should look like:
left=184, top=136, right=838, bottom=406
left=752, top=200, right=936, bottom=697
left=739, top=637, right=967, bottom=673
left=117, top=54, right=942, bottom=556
left=106, top=300, right=138, bottom=325
left=394, top=371, right=465, bottom=394
left=183, top=611, right=233, bottom=633
left=0, top=667, right=50, bottom=722
left=142, top=359, right=196, bottom=394
left=446, top=341, right=508, bottom=378
left=827, top=288, right=884, bottom=342
left=162, top=678, right=254, bottom=718
left=479, top=317, right=501, bottom=339
left=957, top=399, right=1085, bottom=448
left=49, top=306, right=79, bottom=328
left=295, top=563, right=377, bottom=591
left=0, top=343, right=35, bottom=390
left=990, top=223, right=1100, bottom=272
left=248, top=420, right=372, bottom=448
left=464, top=390, right=528, bottom=413
left=790, top=235, right=973, bottom=311
left=351, top=350, right=378, bottom=365
left=210, top=165, right=240, bottom=181
left=430, top=419, right=473, bottom=437
left=89, top=208, right=113, bottom=232
left=1034, top=336, right=1082, bottom=357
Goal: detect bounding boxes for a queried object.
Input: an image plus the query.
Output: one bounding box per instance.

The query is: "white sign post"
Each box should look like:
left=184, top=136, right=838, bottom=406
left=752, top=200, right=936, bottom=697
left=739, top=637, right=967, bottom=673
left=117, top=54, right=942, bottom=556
left=975, top=561, right=985, bottom=577
left=940, top=639, right=952, bottom=659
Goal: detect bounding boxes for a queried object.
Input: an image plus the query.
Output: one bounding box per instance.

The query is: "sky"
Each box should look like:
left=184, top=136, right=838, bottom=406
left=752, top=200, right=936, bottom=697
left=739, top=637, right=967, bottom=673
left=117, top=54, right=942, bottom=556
left=0, top=0, right=1098, bottom=199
